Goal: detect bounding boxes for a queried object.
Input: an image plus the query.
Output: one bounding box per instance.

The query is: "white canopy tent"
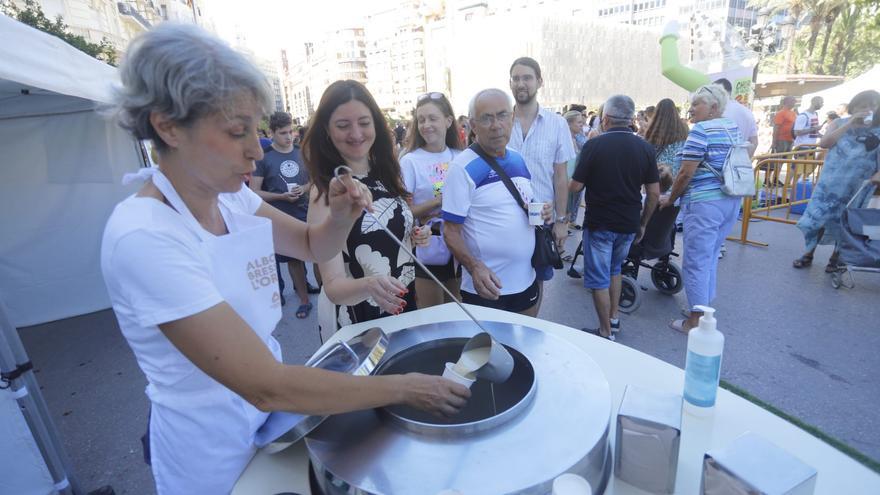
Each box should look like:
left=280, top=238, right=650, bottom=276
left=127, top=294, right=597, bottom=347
left=802, top=64, right=880, bottom=111
left=0, top=14, right=143, bottom=328
left=1, top=14, right=143, bottom=495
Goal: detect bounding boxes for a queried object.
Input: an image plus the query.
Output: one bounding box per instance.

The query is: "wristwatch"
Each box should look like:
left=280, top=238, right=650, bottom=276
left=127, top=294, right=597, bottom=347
left=555, top=216, right=569, bottom=223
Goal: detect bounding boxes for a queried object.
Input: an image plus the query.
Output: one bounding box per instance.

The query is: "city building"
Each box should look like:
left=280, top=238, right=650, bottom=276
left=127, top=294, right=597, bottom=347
left=425, top=0, right=690, bottom=115
left=365, top=1, right=446, bottom=119
left=7, top=0, right=211, bottom=57
left=283, top=27, right=367, bottom=123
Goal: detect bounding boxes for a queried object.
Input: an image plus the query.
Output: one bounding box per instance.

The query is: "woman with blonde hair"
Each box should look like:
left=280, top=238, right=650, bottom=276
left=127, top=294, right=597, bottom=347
left=659, top=84, right=741, bottom=334
left=400, top=92, right=464, bottom=308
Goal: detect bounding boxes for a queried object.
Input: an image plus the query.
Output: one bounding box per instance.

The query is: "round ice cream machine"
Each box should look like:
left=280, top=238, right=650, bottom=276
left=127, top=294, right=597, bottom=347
left=305, top=321, right=613, bottom=494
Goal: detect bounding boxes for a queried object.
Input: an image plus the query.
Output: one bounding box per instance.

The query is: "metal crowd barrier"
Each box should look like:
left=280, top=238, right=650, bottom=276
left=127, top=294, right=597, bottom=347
left=729, top=146, right=826, bottom=247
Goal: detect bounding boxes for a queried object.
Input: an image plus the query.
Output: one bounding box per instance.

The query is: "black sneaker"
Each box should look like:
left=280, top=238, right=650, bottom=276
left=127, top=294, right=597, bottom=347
left=581, top=327, right=616, bottom=341
left=610, top=319, right=620, bottom=334
left=306, top=283, right=321, bottom=294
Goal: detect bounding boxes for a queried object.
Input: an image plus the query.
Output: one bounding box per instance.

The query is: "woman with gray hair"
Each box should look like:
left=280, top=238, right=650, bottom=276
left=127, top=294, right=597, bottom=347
left=659, top=84, right=741, bottom=334
left=101, top=24, right=468, bottom=493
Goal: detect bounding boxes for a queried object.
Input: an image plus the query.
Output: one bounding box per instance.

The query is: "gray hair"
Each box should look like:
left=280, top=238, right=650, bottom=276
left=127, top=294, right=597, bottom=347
left=603, top=95, right=636, bottom=126
left=114, top=23, right=273, bottom=151
left=468, top=88, right=512, bottom=119
left=691, top=84, right=728, bottom=115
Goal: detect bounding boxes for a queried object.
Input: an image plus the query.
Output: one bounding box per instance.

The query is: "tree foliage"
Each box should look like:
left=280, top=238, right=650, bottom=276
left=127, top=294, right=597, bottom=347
left=1, top=0, right=117, bottom=65
left=748, top=0, right=880, bottom=77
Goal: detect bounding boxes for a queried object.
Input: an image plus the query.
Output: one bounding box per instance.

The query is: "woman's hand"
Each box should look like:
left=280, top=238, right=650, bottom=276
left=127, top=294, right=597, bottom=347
left=411, top=225, right=430, bottom=248
left=366, top=275, right=408, bottom=314
left=327, top=174, right=373, bottom=225
left=870, top=171, right=880, bottom=186
left=400, top=373, right=471, bottom=418
left=659, top=195, right=675, bottom=210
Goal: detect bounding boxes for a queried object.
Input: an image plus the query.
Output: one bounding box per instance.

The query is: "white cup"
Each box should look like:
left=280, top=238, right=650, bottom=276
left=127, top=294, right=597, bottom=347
left=442, top=362, right=476, bottom=389
left=287, top=182, right=299, bottom=193
left=528, top=202, right=544, bottom=226
left=552, top=473, right=592, bottom=495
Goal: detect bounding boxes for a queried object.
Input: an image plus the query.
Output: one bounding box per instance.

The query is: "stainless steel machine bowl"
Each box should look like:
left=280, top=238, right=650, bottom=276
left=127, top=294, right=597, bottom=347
left=306, top=321, right=612, bottom=494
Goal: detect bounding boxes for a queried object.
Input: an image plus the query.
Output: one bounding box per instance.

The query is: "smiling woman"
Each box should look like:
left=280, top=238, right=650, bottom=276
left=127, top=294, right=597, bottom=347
left=400, top=92, right=464, bottom=310
left=303, top=81, right=430, bottom=338
left=101, top=25, right=469, bottom=494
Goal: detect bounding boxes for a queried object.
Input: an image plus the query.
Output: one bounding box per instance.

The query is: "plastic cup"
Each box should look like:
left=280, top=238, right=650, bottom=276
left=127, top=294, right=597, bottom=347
left=528, top=202, right=544, bottom=226
left=442, top=362, right=476, bottom=389
left=552, top=473, right=592, bottom=495
left=287, top=182, right=299, bottom=193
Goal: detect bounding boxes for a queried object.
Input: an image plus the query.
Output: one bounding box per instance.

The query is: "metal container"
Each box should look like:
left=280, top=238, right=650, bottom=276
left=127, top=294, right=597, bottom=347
left=305, top=321, right=612, bottom=494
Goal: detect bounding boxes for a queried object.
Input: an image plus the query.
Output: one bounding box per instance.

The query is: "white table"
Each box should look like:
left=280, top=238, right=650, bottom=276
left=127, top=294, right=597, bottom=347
left=234, top=303, right=880, bottom=494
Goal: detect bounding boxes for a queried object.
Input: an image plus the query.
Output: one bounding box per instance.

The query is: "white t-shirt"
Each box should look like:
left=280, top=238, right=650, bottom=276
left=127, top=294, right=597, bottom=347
left=400, top=147, right=460, bottom=211
left=722, top=99, right=758, bottom=144
left=441, top=147, right=536, bottom=295
left=100, top=186, right=263, bottom=402
left=793, top=110, right=821, bottom=147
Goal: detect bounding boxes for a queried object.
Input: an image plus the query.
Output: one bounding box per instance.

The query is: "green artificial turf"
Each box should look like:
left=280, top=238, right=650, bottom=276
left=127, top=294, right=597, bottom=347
left=719, top=379, right=880, bottom=474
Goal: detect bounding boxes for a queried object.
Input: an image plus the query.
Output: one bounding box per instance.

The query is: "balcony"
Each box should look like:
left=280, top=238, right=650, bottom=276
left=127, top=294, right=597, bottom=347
left=117, top=2, right=152, bottom=31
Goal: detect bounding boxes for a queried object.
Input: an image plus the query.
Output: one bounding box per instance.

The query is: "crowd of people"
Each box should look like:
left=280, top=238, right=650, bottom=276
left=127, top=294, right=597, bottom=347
left=98, top=23, right=880, bottom=493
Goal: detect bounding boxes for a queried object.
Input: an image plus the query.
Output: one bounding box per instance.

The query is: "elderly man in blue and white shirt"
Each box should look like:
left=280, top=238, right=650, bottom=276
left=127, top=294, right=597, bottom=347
left=507, top=57, right=576, bottom=310
left=443, top=89, right=545, bottom=316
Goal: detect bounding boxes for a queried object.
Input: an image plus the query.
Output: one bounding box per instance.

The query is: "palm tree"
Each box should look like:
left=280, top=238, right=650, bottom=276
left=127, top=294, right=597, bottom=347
left=815, top=0, right=846, bottom=74
left=748, top=0, right=811, bottom=72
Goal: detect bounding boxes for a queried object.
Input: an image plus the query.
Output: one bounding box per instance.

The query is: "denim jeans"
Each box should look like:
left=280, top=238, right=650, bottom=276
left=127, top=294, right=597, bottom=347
left=582, top=228, right=635, bottom=290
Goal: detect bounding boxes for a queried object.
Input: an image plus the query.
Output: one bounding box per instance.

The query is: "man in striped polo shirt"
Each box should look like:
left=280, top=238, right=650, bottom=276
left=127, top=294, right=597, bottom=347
left=507, top=57, right=577, bottom=311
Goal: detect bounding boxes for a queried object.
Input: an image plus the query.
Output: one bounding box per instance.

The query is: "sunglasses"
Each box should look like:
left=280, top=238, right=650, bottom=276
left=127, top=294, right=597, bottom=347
left=857, top=133, right=880, bottom=152
left=417, top=92, right=446, bottom=103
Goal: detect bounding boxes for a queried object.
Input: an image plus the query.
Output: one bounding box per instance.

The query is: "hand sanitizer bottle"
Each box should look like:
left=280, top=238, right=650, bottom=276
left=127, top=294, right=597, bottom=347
left=683, top=305, right=725, bottom=416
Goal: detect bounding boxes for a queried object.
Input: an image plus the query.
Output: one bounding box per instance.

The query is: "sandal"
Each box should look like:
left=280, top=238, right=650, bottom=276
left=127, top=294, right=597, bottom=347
left=825, top=254, right=840, bottom=273
left=668, top=319, right=692, bottom=334
left=792, top=254, right=813, bottom=269
left=295, top=302, right=313, bottom=319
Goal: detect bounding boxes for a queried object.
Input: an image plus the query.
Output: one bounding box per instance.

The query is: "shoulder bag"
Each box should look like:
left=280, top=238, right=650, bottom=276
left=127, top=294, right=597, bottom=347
left=701, top=123, right=756, bottom=197
left=469, top=144, right=563, bottom=269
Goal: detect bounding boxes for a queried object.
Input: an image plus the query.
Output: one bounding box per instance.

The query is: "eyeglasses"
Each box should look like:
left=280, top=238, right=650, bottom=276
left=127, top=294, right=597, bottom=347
left=476, top=111, right=512, bottom=126
left=856, top=133, right=879, bottom=152
left=510, top=74, right=536, bottom=84
left=417, top=92, right=446, bottom=103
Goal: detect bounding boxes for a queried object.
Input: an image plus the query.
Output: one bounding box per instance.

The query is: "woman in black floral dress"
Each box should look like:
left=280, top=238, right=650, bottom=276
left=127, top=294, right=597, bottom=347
left=304, top=80, right=428, bottom=337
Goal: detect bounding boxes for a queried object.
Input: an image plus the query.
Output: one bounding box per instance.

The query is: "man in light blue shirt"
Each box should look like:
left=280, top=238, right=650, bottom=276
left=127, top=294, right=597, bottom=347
left=507, top=57, right=576, bottom=310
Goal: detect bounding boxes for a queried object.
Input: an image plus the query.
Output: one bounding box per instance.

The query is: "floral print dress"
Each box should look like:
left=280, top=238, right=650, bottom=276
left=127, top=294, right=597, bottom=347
left=797, top=120, right=880, bottom=251
left=333, top=173, right=417, bottom=330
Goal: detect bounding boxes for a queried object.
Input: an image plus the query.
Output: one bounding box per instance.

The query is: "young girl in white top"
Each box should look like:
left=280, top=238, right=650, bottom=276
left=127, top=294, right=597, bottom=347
left=400, top=92, right=465, bottom=308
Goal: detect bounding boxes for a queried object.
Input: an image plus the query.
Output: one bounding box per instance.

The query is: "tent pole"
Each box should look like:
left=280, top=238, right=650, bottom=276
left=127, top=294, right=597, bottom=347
left=0, top=301, right=82, bottom=494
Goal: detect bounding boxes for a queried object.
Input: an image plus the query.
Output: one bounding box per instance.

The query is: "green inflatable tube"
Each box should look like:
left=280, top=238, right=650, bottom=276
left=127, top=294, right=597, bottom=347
left=659, top=31, right=709, bottom=92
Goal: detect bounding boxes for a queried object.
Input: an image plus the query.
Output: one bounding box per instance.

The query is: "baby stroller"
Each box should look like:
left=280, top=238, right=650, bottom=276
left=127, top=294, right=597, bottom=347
left=831, top=181, right=880, bottom=289
left=567, top=204, right=683, bottom=313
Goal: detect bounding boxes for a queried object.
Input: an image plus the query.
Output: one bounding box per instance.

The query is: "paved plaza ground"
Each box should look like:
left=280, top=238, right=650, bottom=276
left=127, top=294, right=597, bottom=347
left=16, top=213, right=880, bottom=494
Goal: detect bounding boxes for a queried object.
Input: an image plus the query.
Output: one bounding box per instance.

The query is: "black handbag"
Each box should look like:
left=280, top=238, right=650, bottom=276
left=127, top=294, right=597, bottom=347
left=469, top=144, right=564, bottom=269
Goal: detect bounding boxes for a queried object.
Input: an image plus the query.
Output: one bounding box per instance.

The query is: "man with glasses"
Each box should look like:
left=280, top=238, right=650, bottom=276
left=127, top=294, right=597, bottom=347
left=442, top=89, right=542, bottom=316
left=507, top=57, right=576, bottom=311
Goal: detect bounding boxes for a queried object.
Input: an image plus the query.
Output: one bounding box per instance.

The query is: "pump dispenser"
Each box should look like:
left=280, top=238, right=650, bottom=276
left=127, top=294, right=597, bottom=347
left=682, top=305, right=725, bottom=416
